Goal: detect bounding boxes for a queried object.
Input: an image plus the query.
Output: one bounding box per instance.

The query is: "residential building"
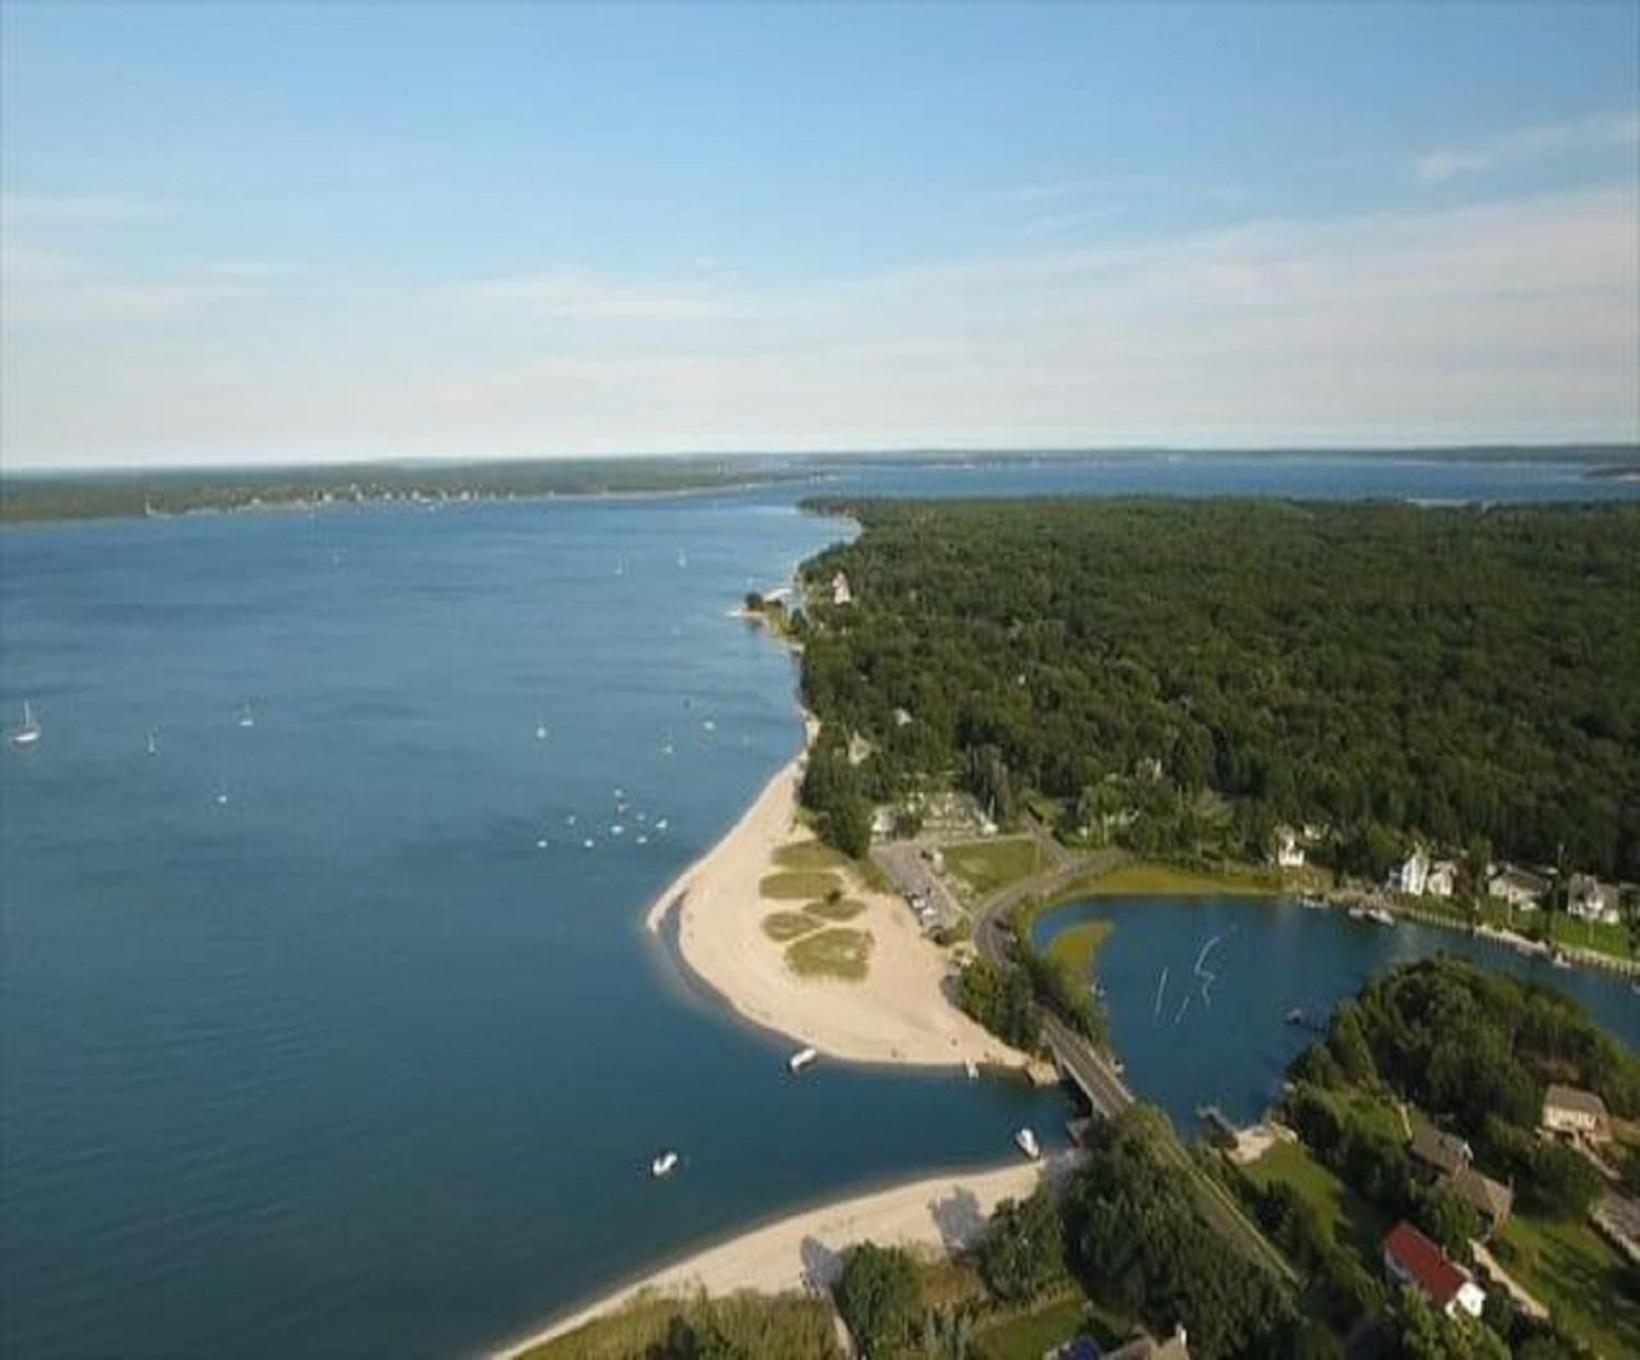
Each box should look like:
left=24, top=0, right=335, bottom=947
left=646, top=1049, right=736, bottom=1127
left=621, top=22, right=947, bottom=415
left=1567, top=874, right=1620, bottom=925
left=1273, top=826, right=1305, bottom=869
left=1382, top=1221, right=1486, bottom=1319
left=830, top=571, right=853, bottom=606
left=1409, top=1125, right=1471, bottom=1180
left=1447, top=1165, right=1514, bottom=1236
left=1542, top=1083, right=1611, bottom=1140
left=1486, top=866, right=1548, bottom=912
left=1097, top=1324, right=1191, bottom=1360
left=1392, top=849, right=1430, bottom=897
left=1425, top=860, right=1458, bottom=898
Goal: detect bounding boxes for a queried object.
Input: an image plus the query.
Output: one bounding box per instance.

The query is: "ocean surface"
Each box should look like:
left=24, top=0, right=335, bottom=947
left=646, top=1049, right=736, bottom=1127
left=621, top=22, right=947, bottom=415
left=2, top=453, right=1635, bottom=1358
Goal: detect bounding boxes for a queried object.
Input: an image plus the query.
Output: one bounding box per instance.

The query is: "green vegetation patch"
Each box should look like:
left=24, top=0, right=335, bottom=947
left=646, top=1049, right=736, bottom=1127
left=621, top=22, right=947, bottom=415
left=1048, top=861, right=1278, bottom=906
left=519, top=1287, right=841, bottom=1359
left=785, top=927, right=873, bottom=981
left=1044, top=919, right=1113, bottom=977
left=759, top=869, right=844, bottom=900
left=972, top=1294, right=1123, bottom=1360
left=771, top=841, right=851, bottom=873
left=761, top=911, right=823, bottom=942
left=1496, top=1213, right=1640, bottom=1358
left=805, top=896, right=866, bottom=922
left=942, top=837, right=1042, bottom=898
left=1243, top=1138, right=1388, bottom=1262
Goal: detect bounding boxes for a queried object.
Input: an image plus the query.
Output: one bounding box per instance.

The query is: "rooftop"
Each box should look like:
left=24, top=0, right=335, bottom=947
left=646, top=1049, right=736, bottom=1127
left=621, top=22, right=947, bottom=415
left=1384, top=1221, right=1468, bottom=1310
left=1544, top=1084, right=1610, bottom=1120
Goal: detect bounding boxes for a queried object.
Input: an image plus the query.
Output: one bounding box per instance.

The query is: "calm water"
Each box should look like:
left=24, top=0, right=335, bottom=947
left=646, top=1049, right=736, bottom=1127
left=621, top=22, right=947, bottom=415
left=1035, top=897, right=1640, bottom=1134
left=2, top=455, right=1635, bottom=1358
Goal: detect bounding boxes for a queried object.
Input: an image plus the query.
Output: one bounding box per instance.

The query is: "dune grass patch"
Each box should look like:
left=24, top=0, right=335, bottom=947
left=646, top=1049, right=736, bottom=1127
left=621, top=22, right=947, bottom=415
left=772, top=841, right=850, bottom=872
left=519, top=1287, right=841, bottom=1359
left=785, top=927, right=873, bottom=981
left=805, top=896, right=866, bottom=922
left=760, top=870, right=843, bottom=901
left=762, top=911, right=824, bottom=942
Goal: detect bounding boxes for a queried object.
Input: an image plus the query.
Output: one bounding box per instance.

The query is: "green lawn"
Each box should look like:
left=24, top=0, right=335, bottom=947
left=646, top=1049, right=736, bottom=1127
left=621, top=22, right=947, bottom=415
left=1496, top=1213, right=1640, bottom=1358
left=785, top=927, right=873, bottom=980
left=760, top=870, right=845, bottom=900
left=1045, top=860, right=1279, bottom=907
left=1045, top=919, right=1114, bottom=977
left=942, top=836, right=1042, bottom=899
left=1243, top=1139, right=1389, bottom=1262
left=972, top=1292, right=1128, bottom=1360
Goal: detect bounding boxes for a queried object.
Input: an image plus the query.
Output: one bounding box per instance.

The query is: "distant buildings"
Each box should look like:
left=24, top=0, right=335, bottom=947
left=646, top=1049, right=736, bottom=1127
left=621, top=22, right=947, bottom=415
left=1448, top=1165, right=1514, bottom=1236
left=1542, top=1084, right=1611, bottom=1141
left=1383, top=1221, right=1486, bottom=1319
left=830, top=571, right=853, bottom=606
left=1408, top=1125, right=1511, bottom=1235
left=1409, top=1125, right=1471, bottom=1180
left=1424, top=860, right=1458, bottom=899
left=1075, top=1324, right=1190, bottom=1359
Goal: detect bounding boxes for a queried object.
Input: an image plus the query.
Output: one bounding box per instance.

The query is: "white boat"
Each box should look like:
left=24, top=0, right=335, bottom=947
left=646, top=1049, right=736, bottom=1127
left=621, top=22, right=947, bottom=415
left=1367, top=907, right=1396, bottom=927
left=11, top=701, right=40, bottom=747
left=237, top=703, right=255, bottom=729
left=535, top=723, right=547, bottom=741
left=535, top=838, right=548, bottom=849
left=655, top=818, right=669, bottom=831
left=701, top=719, right=716, bottom=733
left=611, top=824, right=625, bottom=836
left=650, top=1151, right=679, bottom=1178
left=214, top=785, right=230, bottom=807
left=1299, top=896, right=1328, bottom=911
left=1014, top=1127, right=1041, bottom=1161
left=146, top=729, right=159, bottom=757
left=582, top=838, right=595, bottom=850
left=788, top=1046, right=819, bottom=1074
left=964, top=1059, right=979, bottom=1081
left=635, top=834, right=648, bottom=845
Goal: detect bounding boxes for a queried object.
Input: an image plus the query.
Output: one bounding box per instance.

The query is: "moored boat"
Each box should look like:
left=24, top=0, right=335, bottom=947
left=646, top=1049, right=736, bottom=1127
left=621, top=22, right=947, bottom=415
left=1014, top=1127, right=1041, bottom=1161
left=788, top=1046, right=818, bottom=1074
left=650, top=1151, right=679, bottom=1178
left=11, top=701, right=40, bottom=747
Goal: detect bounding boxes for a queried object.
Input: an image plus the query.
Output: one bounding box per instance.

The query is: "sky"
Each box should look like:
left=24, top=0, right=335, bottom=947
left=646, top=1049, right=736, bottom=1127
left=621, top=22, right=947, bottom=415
left=2, top=2, right=1637, bottom=469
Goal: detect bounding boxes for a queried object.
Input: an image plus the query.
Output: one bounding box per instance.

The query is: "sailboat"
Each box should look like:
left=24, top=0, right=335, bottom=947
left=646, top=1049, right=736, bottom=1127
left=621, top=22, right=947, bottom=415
left=11, top=701, right=41, bottom=747
left=237, top=702, right=255, bottom=729
left=146, top=729, right=159, bottom=757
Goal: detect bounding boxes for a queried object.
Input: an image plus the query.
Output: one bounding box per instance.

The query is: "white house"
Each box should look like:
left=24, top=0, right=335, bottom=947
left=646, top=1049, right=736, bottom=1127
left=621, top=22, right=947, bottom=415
left=1542, top=1084, right=1611, bottom=1141
left=1273, top=826, right=1305, bottom=869
left=1392, top=849, right=1430, bottom=897
left=830, top=572, right=853, bottom=607
left=1487, top=865, right=1547, bottom=912
left=1383, top=1222, right=1486, bottom=1320
left=1425, top=860, right=1458, bottom=899
left=1567, top=874, right=1620, bottom=926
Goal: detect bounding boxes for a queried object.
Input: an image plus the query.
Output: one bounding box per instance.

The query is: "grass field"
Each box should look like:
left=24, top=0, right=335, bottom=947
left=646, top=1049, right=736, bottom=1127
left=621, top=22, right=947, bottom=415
left=1045, top=919, right=1113, bottom=977
left=762, top=911, right=823, bottom=941
left=1242, top=1139, right=1389, bottom=1261
left=942, top=837, right=1041, bottom=899
left=761, top=870, right=845, bottom=900
left=785, top=927, right=873, bottom=980
left=1045, top=860, right=1280, bottom=908
left=971, top=1292, right=1128, bottom=1360
left=1496, top=1213, right=1640, bottom=1358
left=520, top=1288, right=841, bottom=1359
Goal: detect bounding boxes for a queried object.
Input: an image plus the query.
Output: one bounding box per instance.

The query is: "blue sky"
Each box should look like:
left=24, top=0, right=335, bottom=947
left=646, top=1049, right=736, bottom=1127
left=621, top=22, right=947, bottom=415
left=2, top=2, right=1636, bottom=467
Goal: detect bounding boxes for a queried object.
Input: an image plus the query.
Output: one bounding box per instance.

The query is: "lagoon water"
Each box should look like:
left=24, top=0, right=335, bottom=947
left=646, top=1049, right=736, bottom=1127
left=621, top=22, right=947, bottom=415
left=2, top=454, right=1636, bottom=1357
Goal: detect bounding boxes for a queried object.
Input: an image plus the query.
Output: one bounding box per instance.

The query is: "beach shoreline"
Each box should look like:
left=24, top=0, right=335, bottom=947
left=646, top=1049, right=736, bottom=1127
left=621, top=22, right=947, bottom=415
left=491, top=1156, right=1061, bottom=1358
left=640, top=721, right=1028, bottom=1071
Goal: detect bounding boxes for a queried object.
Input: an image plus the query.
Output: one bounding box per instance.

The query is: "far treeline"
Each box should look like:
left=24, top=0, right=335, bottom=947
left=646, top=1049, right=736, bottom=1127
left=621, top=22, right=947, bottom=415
left=791, top=498, right=1640, bottom=883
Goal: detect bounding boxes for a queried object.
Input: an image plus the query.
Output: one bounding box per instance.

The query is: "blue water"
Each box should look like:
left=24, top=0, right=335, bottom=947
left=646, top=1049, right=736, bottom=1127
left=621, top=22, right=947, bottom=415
left=2, top=454, right=1635, bottom=1358
left=1034, top=897, right=1640, bottom=1133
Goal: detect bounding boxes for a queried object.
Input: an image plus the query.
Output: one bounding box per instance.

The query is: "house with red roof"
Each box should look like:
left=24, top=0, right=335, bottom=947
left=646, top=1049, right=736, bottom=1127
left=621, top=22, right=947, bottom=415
left=1382, top=1221, right=1486, bottom=1319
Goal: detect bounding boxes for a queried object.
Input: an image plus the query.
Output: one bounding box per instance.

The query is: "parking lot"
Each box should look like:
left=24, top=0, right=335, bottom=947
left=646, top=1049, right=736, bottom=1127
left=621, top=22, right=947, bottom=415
left=871, top=839, right=967, bottom=934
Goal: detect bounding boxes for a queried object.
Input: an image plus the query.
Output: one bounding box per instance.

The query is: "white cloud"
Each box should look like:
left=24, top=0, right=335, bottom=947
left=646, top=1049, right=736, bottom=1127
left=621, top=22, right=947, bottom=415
left=1415, top=112, right=1640, bottom=182
left=3, top=184, right=1636, bottom=466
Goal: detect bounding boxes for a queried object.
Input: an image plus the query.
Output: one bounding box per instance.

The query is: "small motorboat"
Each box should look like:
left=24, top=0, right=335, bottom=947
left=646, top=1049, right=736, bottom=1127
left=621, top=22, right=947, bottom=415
left=788, top=1046, right=819, bottom=1074
left=237, top=703, right=255, bottom=729
left=1367, top=907, right=1396, bottom=927
left=535, top=724, right=547, bottom=741
left=655, top=818, right=669, bottom=831
left=1285, top=1007, right=1306, bottom=1025
left=146, top=729, right=159, bottom=757
left=964, top=1059, right=979, bottom=1081
left=582, top=838, right=595, bottom=850
left=1014, top=1127, right=1042, bottom=1162
left=650, top=1151, right=679, bottom=1179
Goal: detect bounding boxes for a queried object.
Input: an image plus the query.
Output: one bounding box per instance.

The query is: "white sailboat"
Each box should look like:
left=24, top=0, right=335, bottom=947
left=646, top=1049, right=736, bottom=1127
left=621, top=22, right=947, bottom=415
left=237, top=702, right=255, bottom=729
left=651, top=1150, right=679, bottom=1178
left=146, top=728, right=159, bottom=757
left=11, top=701, right=41, bottom=747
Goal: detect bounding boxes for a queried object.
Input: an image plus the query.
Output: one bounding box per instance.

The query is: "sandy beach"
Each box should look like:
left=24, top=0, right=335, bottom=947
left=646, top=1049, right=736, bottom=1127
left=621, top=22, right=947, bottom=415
left=643, top=736, right=1028, bottom=1070
left=494, top=1157, right=1058, bottom=1357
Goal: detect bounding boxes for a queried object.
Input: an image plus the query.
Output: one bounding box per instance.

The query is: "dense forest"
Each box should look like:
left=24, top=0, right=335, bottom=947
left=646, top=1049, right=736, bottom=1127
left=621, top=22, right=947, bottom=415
left=795, top=499, right=1640, bottom=880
